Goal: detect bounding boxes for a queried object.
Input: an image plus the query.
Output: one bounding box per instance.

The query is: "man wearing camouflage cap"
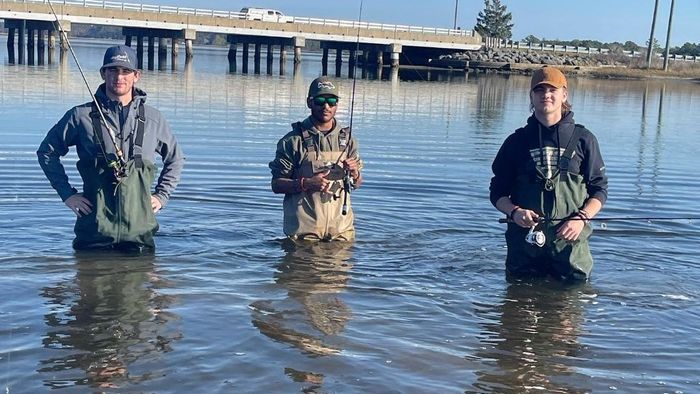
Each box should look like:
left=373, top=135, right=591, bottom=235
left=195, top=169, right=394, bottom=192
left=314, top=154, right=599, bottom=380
left=37, top=45, right=185, bottom=251
left=269, top=76, right=363, bottom=242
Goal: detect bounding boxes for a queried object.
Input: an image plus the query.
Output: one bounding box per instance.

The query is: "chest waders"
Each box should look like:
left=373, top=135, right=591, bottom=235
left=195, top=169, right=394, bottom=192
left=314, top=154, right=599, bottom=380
left=73, top=104, right=158, bottom=250
left=505, top=125, right=594, bottom=279
left=283, top=122, right=354, bottom=242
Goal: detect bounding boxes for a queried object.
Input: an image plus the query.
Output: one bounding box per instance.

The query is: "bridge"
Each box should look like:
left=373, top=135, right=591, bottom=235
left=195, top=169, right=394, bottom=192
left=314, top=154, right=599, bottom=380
left=0, top=0, right=482, bottom=76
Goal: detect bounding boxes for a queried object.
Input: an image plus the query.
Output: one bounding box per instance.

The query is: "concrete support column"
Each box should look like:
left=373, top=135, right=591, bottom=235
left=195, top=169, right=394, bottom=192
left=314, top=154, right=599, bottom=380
left=279, top=45, right=287, bottom=75
left=254, top=43, right=261, bottom=74
left=266, top=44, right=274, bottom=75
left=361, top=49, right=368, bottom=79
left=321, top=47, right=329, bottom=75
left=18, top=20, right=26, bottom=64
left=27, top=29, right=35, bottom=65
left=335, top=48, right=343, bottom=77
left=48, top=30, right=56, bottom=64
left=185, top=39, right=194, bottom=60
left=147, top=36, right=155, bottom=70
left=293, top=36, right=305, bottom=64
left=348, top=49, right=356, bottom=79
left=390, top=43, right=402, bottom=68
left=125, top=35, right=132, bottom=47
left=228, top=41, right=237, bottom=73
left=171, top=38, right=180, bottom=70
left=7, top=28, right=16, bottom=64
left=37, top=29, right=46, bottom=65
left=136, top=35, right=144, bottom=69
left=242, top=43, right=249, bottom=73
left=158, top=37, right=168, bottom=70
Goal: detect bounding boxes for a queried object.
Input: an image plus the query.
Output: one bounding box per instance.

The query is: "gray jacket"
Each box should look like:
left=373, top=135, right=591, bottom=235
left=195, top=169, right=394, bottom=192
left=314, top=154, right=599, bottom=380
left=37, top=84, right=185, bottom=206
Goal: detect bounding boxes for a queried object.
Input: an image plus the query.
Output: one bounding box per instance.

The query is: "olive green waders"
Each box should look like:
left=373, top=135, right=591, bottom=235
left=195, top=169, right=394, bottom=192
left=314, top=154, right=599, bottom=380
left=505, top=126, right=594, bottom=280
left=73, top=104, right=158, bottom=250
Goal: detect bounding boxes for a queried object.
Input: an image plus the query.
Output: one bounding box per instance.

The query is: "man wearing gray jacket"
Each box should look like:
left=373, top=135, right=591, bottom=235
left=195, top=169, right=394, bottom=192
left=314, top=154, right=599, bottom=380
left=37, top=45, right=185, bottom=251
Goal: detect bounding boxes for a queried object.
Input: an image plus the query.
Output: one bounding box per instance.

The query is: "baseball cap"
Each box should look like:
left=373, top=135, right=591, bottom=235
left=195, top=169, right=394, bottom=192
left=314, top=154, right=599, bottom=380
left=101, top=45, right=138, bottom=71
left=530, top=66, right=567, bottom=90
left=308, top=76, right=340, bottom=98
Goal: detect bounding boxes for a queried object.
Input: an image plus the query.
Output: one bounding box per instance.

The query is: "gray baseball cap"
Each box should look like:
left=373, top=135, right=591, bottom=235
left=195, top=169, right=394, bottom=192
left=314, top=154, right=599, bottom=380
left=308, top=76, right=340, bottom=98
left=101, top=45, right=138, bottom=71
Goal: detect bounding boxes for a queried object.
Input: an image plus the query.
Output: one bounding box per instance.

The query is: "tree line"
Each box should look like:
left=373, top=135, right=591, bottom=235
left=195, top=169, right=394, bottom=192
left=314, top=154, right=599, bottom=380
left=473, top=0, right=699, bottom=56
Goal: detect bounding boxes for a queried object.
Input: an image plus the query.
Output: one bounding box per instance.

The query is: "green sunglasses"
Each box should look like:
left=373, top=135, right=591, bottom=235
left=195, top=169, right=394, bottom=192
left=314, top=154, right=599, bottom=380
left=312, top=96, right=339, bottom=107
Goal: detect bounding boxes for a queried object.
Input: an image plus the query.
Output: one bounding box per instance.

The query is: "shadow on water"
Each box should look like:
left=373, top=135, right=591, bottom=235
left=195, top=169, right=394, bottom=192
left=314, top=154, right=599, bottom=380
left=470, top=279, right=595, bottom=393
left=37, top=251, right=181, bottom=390
left=250, top=241, right=354, bottom=387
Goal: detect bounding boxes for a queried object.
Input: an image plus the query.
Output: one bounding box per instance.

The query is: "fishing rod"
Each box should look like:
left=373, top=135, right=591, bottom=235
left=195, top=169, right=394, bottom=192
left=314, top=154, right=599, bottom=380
left=46, top=0, right=127, bottom=177
left=341, top=0, right=364, bottom=216
left=499, top=216, right=700, bottom=224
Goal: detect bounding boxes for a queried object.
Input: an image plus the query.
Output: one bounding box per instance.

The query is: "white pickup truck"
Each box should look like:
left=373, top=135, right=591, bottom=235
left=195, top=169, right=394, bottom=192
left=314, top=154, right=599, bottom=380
left=239, top=7, right=293, bottom=23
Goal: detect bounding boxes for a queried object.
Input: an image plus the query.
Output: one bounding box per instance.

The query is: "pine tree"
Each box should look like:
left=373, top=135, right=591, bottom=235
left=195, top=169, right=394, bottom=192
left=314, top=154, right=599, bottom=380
left=474, top=0, right=514, bottom=40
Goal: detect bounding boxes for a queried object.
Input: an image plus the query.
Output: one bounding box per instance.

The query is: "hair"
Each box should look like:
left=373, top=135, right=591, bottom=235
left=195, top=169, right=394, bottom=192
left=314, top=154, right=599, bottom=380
left=529, top=87, right=572, bottom=115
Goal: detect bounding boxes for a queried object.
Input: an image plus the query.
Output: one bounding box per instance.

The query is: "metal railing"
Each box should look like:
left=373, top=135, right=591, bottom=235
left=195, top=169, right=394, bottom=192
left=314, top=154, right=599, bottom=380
left=9, top=0, right=476, bottom=38
left=483, top=38, right=698, bottom=62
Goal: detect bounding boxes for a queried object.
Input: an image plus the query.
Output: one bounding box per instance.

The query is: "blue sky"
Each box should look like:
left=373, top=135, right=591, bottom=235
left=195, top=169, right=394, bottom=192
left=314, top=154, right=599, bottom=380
left=143, top=0, right=697, bottom=47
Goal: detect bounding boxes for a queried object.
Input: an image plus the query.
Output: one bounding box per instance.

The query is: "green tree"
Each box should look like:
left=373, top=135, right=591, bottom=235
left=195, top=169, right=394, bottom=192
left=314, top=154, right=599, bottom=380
left=523, top=35, right=540, bottom=43
left=474, top=0, right=514, bottom=40
left=672, top=42, right=700, bottom=56
left=646, top=38, right=662, bottom=53
left=623, top=40, right=641, bottom=52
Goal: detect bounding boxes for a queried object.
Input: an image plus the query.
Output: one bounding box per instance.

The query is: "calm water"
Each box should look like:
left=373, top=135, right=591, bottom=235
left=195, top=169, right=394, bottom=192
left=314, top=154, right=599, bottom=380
left=1, top=40, right=700, bottom=393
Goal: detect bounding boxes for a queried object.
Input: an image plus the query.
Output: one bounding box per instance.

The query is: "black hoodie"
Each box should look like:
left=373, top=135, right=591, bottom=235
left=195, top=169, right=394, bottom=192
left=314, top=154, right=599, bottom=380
left=489, top=111, right=608, bottom=207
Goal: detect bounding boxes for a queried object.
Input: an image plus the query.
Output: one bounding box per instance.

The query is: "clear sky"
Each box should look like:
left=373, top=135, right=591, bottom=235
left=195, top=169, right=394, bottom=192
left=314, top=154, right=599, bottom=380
left=141, top=0, right=698, bottom=47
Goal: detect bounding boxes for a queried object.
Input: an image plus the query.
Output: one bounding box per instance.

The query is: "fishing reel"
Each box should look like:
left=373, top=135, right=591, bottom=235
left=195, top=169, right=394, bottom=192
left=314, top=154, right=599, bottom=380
left=107, top=159, right=127, bottom=181
left=525, top=226, right=546, bottom=247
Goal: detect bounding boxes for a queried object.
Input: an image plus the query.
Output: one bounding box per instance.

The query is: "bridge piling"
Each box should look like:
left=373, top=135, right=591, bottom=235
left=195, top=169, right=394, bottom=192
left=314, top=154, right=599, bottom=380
left=136, top=35, right=144, bottom=69
left=228, top=41, right=237, bottom=73
left=335, top=48, right=342, bottom=77
left=361, top=50, right=368, bottom=79
left=293, top=37, right=305, bottom=65
left=48, top=30, right=55, bottom=64
left=7, top=28, right=16, bottom=64
left=185, top=39, right=193, bottom=60
left=147, top=36, right=155, bottom=71
left=158, top=37, right=168, bottom=71
left=37, top=29, right=45, bottom=65
left=348, top=49, right=356, bottom=79
left=172, top=38, right=180, bottom=70
left=266, top=44, right=274, bottom=75
left=242, top=43, right=249, bottom=74
left=18, top=21, right=26, bottom=64
left=321, top=48, right=329, bottom=76
left=279, top=45, right=287, bottom=75
left=27, top=29, right=35, bottom=65
left=254, top=43, right=261, bottom=74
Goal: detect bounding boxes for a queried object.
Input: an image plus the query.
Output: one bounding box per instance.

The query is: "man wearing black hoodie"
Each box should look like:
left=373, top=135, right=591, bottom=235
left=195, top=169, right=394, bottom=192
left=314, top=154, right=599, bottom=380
left=490, top=67, right=608, bottom=281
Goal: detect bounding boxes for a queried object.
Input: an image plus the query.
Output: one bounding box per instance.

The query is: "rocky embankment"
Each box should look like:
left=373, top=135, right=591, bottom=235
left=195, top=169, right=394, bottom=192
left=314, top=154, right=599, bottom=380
left=440, top=47, right=627, bottom=68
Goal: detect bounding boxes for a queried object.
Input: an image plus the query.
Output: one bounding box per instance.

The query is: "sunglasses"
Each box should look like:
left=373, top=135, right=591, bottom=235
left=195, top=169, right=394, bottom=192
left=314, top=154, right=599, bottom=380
left=312, top=96, right=339, bottom=107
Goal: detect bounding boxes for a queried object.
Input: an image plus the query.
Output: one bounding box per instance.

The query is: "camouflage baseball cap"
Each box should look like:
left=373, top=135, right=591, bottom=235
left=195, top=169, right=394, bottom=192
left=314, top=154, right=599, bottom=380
left=308, top=76, right=340, bottom=98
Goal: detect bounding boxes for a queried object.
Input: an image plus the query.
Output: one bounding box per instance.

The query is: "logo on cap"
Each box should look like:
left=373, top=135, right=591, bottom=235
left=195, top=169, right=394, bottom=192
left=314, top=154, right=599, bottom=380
left=111, top=53, right=131, bottom=65
left=317, top=81, right=335, bottom=90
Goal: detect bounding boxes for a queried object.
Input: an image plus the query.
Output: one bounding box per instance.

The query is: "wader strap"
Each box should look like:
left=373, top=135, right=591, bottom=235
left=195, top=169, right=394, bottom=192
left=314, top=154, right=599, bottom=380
left=89, top=104, right=108, bottom=164
left=133, top=103, right=146, bottom=168
left=339, top=127, right=349, bottom=150
left=559, top=125, right=584, bottom=173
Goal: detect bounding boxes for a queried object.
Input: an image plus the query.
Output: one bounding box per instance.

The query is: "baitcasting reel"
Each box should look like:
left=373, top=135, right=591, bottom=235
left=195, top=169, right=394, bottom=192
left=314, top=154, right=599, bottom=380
left=525, top=226, right=546, bottom=247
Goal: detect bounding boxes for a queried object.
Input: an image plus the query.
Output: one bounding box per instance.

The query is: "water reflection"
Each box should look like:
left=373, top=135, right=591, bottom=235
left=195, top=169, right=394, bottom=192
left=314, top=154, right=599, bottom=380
left=250, top=242, right=353, bottom=359
left=472, top=281, right=590, bottom=393
left=38, top=252, right=181, bottom=389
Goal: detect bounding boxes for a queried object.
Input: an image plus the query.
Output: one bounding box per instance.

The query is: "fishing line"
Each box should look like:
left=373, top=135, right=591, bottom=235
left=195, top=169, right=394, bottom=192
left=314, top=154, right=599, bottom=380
left=46, top=0, right=126, bottom=172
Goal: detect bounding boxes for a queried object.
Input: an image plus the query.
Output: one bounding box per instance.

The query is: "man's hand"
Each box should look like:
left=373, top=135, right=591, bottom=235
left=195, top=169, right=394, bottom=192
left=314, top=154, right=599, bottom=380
left=557, top=218, right=585, bottom=242
left=65, top=193, right=93, bottom=217
left=304, top=170, right=331, bottom=193
left=151, top=196, right=162, bottom=214
left=343, top=157, right=361, bottom=179
left=511, top=207, right=540, bottom=228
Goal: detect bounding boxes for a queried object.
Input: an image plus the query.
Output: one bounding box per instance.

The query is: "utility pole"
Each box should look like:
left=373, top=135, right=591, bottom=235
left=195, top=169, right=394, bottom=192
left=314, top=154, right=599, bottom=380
left=645, top=0, right=660, bottom=68
left=663, top=0, right=675, bottom=71
left=453, top=0, right=459, bottom=30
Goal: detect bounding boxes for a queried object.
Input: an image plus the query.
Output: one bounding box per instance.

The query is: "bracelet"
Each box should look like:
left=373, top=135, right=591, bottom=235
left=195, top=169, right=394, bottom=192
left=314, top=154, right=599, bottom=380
left=577, top=209, right=591, bottom=224
left=509, top=206, right=520, bottom=220
left=300, top=177, right=308, bottom=192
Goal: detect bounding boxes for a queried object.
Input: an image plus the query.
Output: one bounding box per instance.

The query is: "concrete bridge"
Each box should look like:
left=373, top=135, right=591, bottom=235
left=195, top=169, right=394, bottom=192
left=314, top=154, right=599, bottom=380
left=0, top=0, right=482, bottom=76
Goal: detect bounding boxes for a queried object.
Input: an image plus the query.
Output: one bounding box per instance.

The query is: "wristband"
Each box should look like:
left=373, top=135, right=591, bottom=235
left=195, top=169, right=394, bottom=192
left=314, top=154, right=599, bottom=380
left=509, top=206, right=520, bottom=220
left=300, top=177, right=308, bottom=192
left=577, top=209, right=591, bottom=224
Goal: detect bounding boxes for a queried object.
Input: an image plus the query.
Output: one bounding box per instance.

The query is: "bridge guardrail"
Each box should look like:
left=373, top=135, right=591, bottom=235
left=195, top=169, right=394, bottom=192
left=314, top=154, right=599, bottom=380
left=11, top=0, right=476, bottom=38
